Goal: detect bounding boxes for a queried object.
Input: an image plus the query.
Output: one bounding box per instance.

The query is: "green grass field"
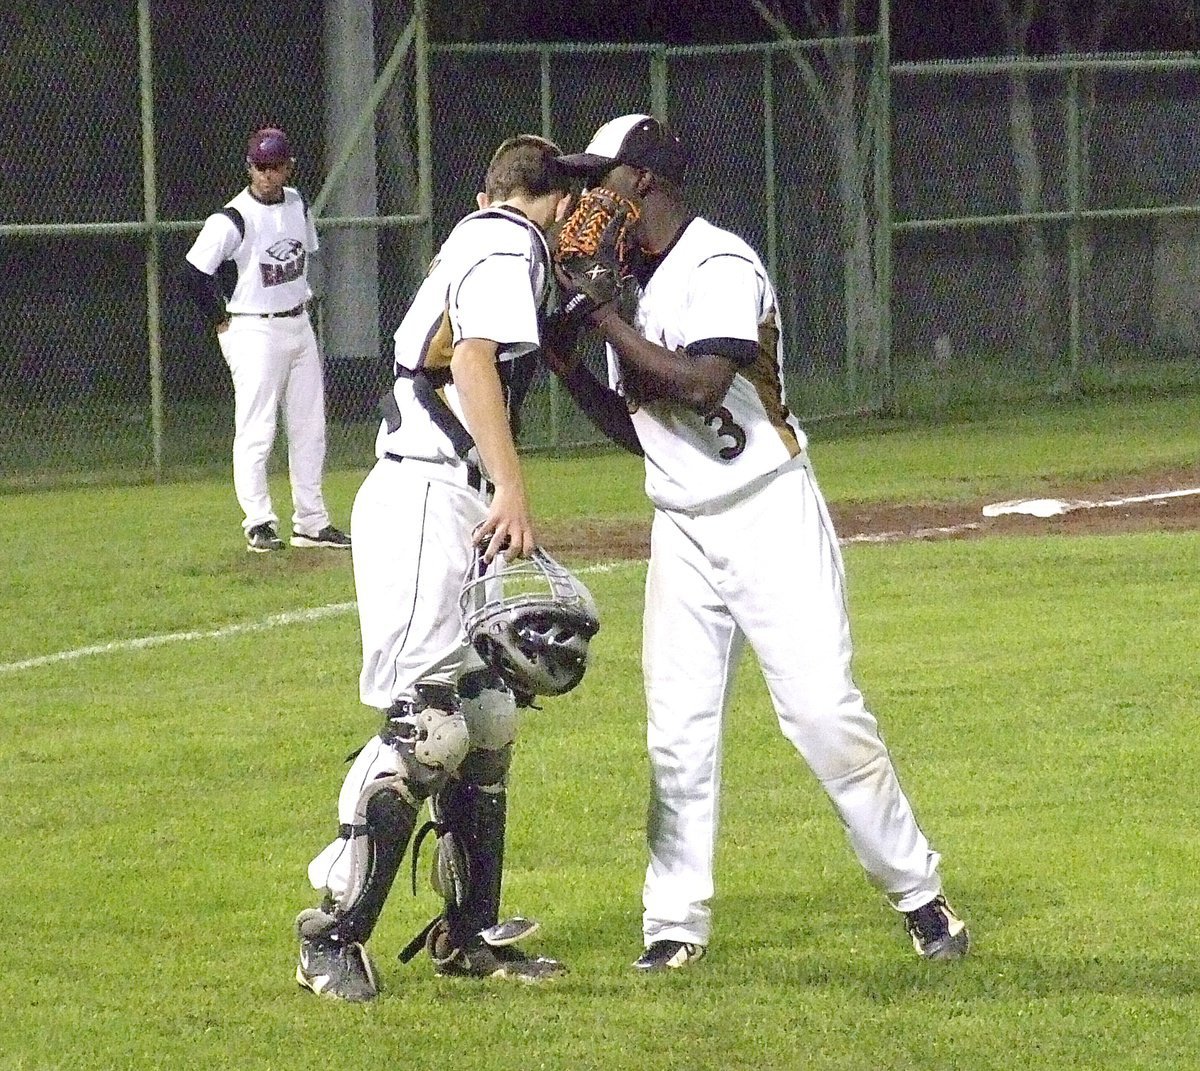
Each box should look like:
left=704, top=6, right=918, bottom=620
left=3, top=390, right=1199, bottom=1070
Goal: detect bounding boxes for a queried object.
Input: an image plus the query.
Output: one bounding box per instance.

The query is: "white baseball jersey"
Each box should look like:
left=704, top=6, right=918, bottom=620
left=185, top=187, right=317, bottom=314
left=607, top=217, right=806, bottom=513
left=615, top=215, right=945, bottom=950
left=184, top=186, right=328, bottom=535
left=375, top=207, right=552, bottom=474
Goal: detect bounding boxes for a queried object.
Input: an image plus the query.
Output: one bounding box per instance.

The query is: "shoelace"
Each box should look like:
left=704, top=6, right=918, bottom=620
left=907, top=899, right=948, bottom=942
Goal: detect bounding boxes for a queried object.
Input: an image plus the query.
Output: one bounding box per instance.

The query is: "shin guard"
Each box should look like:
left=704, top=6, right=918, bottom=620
left=438, top=746, right=512, bottom=948
left=302, top=686, right=468, bottom=948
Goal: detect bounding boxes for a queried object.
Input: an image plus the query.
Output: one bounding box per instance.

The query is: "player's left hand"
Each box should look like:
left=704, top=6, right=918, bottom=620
left=552, top=187, right=640, bottom=326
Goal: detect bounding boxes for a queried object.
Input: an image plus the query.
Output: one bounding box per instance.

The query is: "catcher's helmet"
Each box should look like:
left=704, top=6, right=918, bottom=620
left=459, top=547, right=600, bottom=697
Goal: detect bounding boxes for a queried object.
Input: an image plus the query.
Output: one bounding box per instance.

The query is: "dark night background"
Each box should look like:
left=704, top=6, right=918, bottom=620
left=5, top=0, right=1200, bottom=456
left=427, top=1, right=1200, bottom=56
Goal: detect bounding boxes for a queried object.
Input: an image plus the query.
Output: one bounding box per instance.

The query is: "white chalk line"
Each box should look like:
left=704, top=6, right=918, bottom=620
left=0, top=559, right=639, bottom=676
left=8, top=488, right=1188, bottom=678
left=842, top=522, right=982, bottom=545
left=0, top=603, right=356, bottom=675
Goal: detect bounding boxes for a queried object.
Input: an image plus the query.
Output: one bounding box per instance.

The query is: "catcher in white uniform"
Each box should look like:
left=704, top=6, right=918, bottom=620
left=553, top=115, right=970, bottom=971
left=294, top=135, right=581, bottom=1002
left=184, top=126, right=348, bottom=553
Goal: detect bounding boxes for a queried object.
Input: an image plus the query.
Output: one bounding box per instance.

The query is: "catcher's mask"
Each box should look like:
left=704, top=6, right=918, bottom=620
left=459, top=547, right=600, bottom=698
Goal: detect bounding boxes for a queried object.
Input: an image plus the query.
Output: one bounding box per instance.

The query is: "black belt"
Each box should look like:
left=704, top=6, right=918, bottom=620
left=232, top=302, right=308, bottom=319
left=383, top=452, right=494, bottom=497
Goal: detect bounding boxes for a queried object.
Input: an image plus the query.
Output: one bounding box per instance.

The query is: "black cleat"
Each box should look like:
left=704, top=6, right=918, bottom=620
left=425, top=918, right=566, bottom=983
left=246, top=522, right=284, bottom=552
left=296, top=937, right=378, bottom=1002
left=290, top=525, right=351, bottom=549
left=633, top=940, right=706, bottom=972
left=904, top=895, right=970, bottom=961
left=295, top=910, right=379, bottom=1002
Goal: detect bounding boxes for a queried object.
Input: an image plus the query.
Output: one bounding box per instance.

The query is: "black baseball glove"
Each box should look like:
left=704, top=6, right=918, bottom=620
left=551, top=187, right=641, bottom=325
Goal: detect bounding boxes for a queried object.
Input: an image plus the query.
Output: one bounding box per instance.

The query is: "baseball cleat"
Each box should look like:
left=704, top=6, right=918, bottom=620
left=296, top=935, right=379, bottom=1002
left=633, top=940, right=706, bottom=972
left=904, top=895, right=970, bottom=961
left=290, top=524, right=351, bottom=549
left=425, top=920, right=566, bottom=983
left=246, top=522, right=284, bottom=552
left=433, top=940, right=566, bottom=983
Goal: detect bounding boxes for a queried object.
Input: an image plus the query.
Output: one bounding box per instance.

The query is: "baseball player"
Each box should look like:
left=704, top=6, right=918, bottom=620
left=553, top=115, right=970, bottom=970
left=183, top=126, right=349, bottom=553
left=293, top=135, right=576, bottom=1001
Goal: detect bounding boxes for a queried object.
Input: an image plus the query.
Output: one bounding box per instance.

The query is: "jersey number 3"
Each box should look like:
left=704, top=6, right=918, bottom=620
left=707, top=406, right=747, bottom=460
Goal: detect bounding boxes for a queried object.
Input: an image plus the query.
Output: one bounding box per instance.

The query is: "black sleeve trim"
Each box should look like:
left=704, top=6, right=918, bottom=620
left=451, top=251, right=528, bottom=314
left=181, top=261, right=227, bottom=325
left=685, top=336, right=758, bottom=368
left=558, top=365, right=642, bottom=456
left=219, top=207, right=245, bottom=242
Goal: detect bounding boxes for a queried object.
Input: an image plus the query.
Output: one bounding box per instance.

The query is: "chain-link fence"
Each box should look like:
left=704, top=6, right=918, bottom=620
left=891, top=56, right=1200, bottom=411
left=3, top=3, right=1200, bottom=490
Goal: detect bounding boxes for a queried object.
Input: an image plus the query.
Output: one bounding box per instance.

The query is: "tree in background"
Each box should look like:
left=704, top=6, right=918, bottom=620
left=750, top=0, right=885, bottom=399
left=985, top=0, right=1174, bottom=371
left=985, top=0, right=1056, bottom=368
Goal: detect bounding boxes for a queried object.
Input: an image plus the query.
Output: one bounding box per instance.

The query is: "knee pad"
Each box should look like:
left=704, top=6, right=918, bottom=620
left=381, top=682, right=471, bottom=788
left=458, top=668, right=519, bottom=760
left=393, top=676, right=520, bottom=954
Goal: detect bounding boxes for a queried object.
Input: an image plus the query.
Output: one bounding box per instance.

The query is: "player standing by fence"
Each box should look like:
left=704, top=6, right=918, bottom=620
left=183, top=126, right=349, bottom=553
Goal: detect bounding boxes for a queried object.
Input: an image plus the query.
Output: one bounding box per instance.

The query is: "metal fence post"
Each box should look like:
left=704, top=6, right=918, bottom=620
left=137, top=0, right=163, bottom=478
left=763, top=48, right=778, bottom=286
left=415, top=0, right=433, bottom=271
left=651, top=49, right=669, bottom=122
left=540, top=46, right=566, bottom=449
left=1066, top=67, right=1083, bottom=388
left=540, top=47, right=553, bottom=139
left=874, top=0, right=895, bottom=414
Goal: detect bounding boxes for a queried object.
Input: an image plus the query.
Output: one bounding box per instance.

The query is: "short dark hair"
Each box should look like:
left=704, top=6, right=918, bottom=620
left=483, top=134, right=570, bottom=201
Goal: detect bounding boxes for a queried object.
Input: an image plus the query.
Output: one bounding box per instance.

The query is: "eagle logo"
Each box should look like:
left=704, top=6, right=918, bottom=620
left=265, top=238, right=303, bottom=262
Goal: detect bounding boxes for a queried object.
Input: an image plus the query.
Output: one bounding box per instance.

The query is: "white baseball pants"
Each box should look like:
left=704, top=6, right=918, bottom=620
left=641, top=456, right=942, bottom=948
left=218, top=314, right=329, bottom=534
left=351, top=457, right=489, bottom=710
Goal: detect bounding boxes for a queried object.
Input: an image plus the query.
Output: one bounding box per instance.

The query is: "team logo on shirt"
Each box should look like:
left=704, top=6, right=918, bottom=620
left=260, top=239, right=305, bottom=286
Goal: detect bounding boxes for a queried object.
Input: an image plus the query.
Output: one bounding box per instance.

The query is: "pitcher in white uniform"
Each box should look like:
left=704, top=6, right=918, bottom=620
left=554, top=114, right=970, bottom=971
left=184, top=126, right=349, bottom=553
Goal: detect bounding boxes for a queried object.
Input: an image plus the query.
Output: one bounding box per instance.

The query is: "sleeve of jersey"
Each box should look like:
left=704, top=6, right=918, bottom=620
left=450, top=252, right=541, bottom=359
left=683, top=254, right=762, bottom=367
left=185, top=214, right=241, bottom=276
left=304, top=205, right=319, bottom=254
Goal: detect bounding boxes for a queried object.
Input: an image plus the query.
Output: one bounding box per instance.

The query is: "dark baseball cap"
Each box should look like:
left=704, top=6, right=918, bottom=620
left=246, top=127, right=294, bottom=167
left=557, top=114, right=688, bottom=184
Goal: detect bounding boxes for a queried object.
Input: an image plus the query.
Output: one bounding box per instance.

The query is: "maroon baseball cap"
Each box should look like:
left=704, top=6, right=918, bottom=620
left=246, top=127, right=294, bottom=167
left=557, top=114, right=689, bottom=184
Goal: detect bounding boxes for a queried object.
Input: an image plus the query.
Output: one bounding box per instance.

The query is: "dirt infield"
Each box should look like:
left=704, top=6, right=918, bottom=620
left=541, top=468, right=1200, bottom=563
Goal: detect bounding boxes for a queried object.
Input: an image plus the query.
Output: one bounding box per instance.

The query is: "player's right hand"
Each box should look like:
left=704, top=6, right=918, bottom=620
left=473, top=488, right=536, bottom=562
